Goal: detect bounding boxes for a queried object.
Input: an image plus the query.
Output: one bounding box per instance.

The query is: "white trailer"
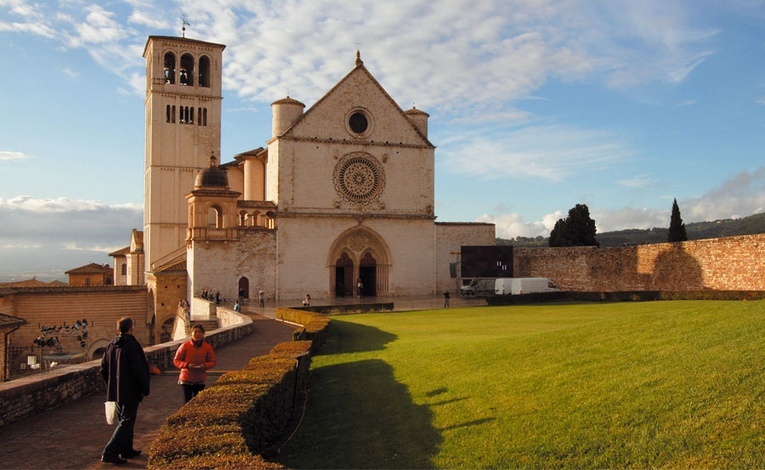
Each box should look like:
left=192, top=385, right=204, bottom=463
left=495, top=277, right=559, bottom=295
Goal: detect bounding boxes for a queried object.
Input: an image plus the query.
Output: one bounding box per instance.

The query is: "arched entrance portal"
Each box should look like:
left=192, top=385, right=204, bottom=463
left=328, top=227, right=390, bottom=298
left=238, top=277, right=250, bottom=299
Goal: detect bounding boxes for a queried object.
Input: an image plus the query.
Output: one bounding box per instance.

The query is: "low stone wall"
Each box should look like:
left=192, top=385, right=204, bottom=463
left=514, top=234, right=765, bottom=292
left=0, top=310, right=252, bottom=430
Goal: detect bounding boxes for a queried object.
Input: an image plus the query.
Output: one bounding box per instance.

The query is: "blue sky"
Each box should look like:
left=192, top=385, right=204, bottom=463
left=2, top=0, right=765, bottom=282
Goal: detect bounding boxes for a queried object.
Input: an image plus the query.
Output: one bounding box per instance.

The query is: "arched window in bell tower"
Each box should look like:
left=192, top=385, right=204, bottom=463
left=199, top=56, right=210, bottom=88
left=163, top=52, right=176, bottom=84
left=180, top=53, right=194, bottom=86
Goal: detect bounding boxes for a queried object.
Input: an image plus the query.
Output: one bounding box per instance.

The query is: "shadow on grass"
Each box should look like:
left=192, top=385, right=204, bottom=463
left=322, top=319, right=398, bottom=354
left=274, top=322, right=441, bottom=469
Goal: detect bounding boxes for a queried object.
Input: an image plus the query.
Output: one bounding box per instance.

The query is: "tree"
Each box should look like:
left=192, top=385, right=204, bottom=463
left=668, top=198, right=687, bottom=242
left=549, top=203, right=600, bottom=247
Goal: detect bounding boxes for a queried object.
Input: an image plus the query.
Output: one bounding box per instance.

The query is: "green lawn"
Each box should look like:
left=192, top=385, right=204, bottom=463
left=276, top=301, right=765, bottom=469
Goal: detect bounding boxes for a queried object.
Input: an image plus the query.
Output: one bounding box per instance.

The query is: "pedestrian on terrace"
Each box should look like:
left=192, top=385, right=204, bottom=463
left=173, top=324, right=216, bottom=403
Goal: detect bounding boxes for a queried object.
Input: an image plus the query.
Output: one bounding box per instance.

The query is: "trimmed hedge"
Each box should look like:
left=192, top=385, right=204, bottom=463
left=276, top=308, right=330, bottom=351
left=485, top=290, right=765, bottom=305
left=148, top=326, right=328, bottom=468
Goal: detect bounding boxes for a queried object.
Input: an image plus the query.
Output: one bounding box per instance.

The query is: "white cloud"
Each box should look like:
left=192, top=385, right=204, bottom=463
left=67, top=4, right=127, bottom=46
left=618, top=174, right=662, bottom=190
left=486, top=167, right=765, bottom=238
left=440, top=124, right=632, bottom=182
left=0, top=195, right=142, bottom=280
left=477, top=210, right=564, bottom=239
left=1, top=0, right=722, bottom=121
left=0, top=151, right=32, bottom=161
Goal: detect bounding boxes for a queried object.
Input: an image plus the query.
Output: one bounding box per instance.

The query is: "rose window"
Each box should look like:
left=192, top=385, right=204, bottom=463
left=334, top=153, right=385, bottom=204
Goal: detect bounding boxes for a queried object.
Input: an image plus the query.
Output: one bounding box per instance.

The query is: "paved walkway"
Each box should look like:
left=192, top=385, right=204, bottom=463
left=0, top=312, right=296, bottom=469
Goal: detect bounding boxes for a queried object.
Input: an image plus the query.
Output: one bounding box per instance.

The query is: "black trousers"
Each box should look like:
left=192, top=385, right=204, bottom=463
left=102, top=402, right=139, bottom=458
left=182, top=382, right=206, bottom=403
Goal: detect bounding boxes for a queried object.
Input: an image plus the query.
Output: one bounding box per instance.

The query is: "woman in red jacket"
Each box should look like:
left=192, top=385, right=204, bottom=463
left=173, top=324, right=216, bottom=403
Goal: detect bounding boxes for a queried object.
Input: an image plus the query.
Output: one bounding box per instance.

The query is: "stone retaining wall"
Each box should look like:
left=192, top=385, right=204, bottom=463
left=0, top=310, right=252, bottom=430
left=514, top=234, right=765, bottom=292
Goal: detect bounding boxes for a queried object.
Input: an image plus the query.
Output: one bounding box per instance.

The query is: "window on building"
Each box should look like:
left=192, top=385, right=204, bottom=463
left=163, top=52, right=176, bottom=84
left=180, top=53, right=194, bottom=86
left=199, top=56, right=210, bottom=87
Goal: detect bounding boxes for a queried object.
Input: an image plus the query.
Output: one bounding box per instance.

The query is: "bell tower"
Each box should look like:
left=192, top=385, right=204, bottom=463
left=142, top=35, right=226, bottom=272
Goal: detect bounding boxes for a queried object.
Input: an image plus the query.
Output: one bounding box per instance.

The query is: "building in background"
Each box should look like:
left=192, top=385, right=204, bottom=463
left=118, top=35, right=494, bottom=339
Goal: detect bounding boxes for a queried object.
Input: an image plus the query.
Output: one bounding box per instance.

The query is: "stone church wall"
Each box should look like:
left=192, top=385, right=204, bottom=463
left=514, top=233, right=765, bottom=292
left=188, top=229, right=277, bottom=304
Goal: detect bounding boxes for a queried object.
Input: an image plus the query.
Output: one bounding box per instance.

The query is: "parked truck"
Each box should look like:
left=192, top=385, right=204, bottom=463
left=495, top=277, right=559, bottom=295
left=459, top=278, right=496, bottom=297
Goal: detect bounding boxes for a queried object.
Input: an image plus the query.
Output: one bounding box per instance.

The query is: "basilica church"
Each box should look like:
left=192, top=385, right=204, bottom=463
left=111, top=35, right=494, bottom=333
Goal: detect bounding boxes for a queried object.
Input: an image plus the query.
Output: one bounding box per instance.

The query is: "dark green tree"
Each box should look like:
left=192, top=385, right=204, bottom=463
left=549, top=203, right=600, bottom=247
left=668, top=198, right=687, bottom=242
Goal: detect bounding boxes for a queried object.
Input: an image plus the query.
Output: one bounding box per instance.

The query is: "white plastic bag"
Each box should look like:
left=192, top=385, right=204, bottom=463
left=105, top=401, right=118, bottom=425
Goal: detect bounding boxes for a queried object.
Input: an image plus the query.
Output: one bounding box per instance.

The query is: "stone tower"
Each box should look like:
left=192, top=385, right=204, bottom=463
left=142, top=36, right=225, bottom=272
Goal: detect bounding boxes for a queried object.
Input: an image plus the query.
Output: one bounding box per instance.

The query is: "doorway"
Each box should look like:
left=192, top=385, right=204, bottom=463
left=335, top=252, right=353, bottom=297
left=359, top=252, right=377, bottom=297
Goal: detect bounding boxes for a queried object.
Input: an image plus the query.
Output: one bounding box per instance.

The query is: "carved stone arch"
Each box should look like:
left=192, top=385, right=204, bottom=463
left=328, top=226, right=391, bottom=297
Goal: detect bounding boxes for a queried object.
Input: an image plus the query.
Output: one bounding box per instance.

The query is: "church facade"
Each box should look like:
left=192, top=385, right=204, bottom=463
left=130, top=35, right=495, bottom=334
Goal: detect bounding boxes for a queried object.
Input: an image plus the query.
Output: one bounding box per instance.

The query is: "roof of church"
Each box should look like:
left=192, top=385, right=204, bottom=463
left=195, top=155, right=229, bottom=188
left=0, top=278, right=55, bottom=288
left=143, top=35, right=226, bottom=57
left=109, top=246, right=130, bottom=257
left=404, top=106, right=430, bottom=117
left=279, top=51, right=434, bottom=148
left=271, top=96, right=305, bottom=107
left=65, top=263, right=112, bottom=275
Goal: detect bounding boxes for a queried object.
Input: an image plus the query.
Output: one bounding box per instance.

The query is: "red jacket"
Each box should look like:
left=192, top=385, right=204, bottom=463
left=173, top=339, right=216, bottom=384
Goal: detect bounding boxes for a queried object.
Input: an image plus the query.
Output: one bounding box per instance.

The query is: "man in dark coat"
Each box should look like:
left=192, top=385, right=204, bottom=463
left=100, top=317, right=150, bottom=465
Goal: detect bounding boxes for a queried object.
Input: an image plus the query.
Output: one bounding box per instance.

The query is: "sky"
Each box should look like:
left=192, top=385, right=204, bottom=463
left=2, top=0, right=765, bottom=282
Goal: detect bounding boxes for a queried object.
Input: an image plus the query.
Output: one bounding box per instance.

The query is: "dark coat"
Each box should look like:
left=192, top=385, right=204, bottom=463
left=100, top=334, right=150, bottom=404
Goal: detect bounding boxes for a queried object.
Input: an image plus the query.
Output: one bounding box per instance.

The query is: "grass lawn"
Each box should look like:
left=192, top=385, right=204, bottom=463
left=275, top=301, right=765, bottom=468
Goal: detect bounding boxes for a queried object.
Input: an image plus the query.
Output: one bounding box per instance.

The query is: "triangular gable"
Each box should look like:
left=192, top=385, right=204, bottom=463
left=281, top=58, right=433, bottom=148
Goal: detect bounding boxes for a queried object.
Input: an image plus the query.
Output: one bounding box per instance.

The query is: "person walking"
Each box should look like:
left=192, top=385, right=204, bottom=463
left=173, top=324, right=217, bottom=403
left=100, top=317, right=151, bottom=465
left=258, top=289, right=265, bottom=308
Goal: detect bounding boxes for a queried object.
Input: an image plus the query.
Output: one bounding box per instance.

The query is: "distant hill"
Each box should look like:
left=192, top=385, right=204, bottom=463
left=500, top=212, right=765, bottom=248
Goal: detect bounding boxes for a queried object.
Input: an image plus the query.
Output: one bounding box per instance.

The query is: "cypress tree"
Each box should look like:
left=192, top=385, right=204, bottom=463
left=668, top=198, right=688, bottom=242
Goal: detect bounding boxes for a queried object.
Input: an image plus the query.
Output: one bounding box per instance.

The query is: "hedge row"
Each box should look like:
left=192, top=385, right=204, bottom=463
left=148, top=340, right=315, bottom=469
left=276, top=308, right=331, bottom=351
left=485, top=290, right=765, bottom=305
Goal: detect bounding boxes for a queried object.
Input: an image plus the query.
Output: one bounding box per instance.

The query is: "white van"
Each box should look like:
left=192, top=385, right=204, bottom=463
left=495, top=277, right=559, bottom=295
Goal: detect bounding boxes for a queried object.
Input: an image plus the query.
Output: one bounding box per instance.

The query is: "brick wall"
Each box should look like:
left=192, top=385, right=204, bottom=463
left=514, top=234, right=765, bottom=292
left=1, top=287, right=148, bottom=379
